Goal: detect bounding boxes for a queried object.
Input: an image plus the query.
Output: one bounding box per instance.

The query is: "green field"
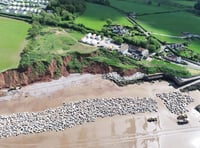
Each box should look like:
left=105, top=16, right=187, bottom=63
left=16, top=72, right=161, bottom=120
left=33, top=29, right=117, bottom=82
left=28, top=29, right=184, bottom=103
left=0, top=17, right=31, bottom=72
left=138, top=12, right=200, bottom=36
left=108, top=0, right=199, bottom=53
left=174, top=0, right=196, bottom=7
left=109, top=0, right=177, bottom=14
left=34, top=28, right=97, bottom=54
left=75, top=2, right=132, bottom=30
left=137, top=12, right=200, bottom=53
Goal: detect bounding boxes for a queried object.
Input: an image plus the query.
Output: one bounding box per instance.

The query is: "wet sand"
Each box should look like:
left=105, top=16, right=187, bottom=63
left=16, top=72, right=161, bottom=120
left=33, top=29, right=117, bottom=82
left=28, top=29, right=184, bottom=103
left=0, top=74, right=200, bottom=148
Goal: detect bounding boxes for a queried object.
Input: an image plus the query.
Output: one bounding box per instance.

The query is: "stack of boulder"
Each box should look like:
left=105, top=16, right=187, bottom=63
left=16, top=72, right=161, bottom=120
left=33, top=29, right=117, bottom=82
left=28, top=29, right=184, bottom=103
left=0, top=97, right=158, bottom=138
left=156, top=92, right=194, bottom=115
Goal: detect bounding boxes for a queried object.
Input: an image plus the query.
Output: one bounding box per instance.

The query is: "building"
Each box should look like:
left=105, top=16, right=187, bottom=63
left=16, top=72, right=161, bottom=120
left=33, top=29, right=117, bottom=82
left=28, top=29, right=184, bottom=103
left=128, top=45, right=149, bottom=59
left=137, top=47, right=149, bottom=58
left=167, top=43, right=185, bottom=50
left=119, top=44, right=130, bottom=55
left=112, top=25, right=129, bottom=35
left=81, top=33, right=102, bottom=46
left=0, top=0, right=49, bottom=15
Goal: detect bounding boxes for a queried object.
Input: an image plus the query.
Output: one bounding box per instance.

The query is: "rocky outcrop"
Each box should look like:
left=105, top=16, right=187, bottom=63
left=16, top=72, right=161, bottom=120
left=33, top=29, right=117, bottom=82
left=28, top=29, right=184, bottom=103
left=103, top=72, right=145, bottom=86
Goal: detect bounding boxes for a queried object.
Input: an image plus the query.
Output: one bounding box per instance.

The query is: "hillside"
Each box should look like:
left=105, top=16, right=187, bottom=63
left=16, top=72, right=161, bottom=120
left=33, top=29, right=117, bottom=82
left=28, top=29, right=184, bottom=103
left=0, top=0, right=199, bottom=88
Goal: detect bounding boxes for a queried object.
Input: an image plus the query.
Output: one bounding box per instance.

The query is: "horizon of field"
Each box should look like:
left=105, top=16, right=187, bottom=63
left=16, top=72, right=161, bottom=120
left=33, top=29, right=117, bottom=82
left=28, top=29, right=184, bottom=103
left=109, top=0, right=178, bottom=14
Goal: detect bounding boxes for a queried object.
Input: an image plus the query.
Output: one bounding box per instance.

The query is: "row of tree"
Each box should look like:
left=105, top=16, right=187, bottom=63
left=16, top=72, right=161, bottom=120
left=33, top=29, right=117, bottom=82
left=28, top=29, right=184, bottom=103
left=194, top=0, right=200, bottom=11
left=47, top=0, right=86, bottom=14
left=85, top=0, right=110, bottom=6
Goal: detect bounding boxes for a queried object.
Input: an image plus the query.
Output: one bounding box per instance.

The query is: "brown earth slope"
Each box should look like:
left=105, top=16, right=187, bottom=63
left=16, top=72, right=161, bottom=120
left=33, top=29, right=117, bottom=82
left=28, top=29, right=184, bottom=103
left=0, top=55, right=138, bottom=89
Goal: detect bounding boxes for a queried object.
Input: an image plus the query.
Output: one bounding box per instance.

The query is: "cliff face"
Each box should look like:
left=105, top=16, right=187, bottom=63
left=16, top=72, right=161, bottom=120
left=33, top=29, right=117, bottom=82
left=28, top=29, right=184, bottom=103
left=0, top=55, right=138, bottom=89
left=0, top=55, right=72, bottom=89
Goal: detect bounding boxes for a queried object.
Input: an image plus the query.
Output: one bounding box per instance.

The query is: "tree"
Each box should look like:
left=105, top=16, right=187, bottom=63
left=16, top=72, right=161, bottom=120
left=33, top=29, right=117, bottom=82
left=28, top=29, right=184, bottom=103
left=146, top=0, right=152, bottom=5
left=157, top=0, right=170, bottom=6
left=86, top=0, right=110, bottom=6
left=106, top=18, right=113, bottom=26
left=113, top=36, right=124, bottom=44
left=48, top=0, right=86, bottom=14
left=28, top=22, right=42, bottom=38
left=194, top=0, right=200, bottom=10
left=61, top=10, right=74, bottom=21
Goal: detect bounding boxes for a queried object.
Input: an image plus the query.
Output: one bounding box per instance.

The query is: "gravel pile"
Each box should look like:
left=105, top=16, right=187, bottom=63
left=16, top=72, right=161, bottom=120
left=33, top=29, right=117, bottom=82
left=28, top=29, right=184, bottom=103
left=103, top=72, right=145, bottom=86
left=156, top=92, right=194, bottom=115
left=0, top=97, right=157, bottom=138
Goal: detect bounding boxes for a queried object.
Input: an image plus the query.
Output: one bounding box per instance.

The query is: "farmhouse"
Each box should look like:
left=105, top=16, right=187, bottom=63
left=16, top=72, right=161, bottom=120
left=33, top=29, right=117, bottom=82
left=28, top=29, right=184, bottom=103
left=128, top=45, right=149, bottom=59
left=163, top=54, right=183, bottom=64
left=112, top=25, right=129, bottom=35
left=82, top=33, right=149, bottom=60
left=118, top=44, right=130, bottom=55
left=118, top=44, right=149, bottom=60
left=166, top=43, right=185, bottom=51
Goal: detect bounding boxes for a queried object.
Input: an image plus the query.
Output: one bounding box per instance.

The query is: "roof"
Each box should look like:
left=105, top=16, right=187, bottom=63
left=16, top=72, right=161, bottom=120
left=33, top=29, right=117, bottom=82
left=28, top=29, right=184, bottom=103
left=120, top=44, right=129, bottom=51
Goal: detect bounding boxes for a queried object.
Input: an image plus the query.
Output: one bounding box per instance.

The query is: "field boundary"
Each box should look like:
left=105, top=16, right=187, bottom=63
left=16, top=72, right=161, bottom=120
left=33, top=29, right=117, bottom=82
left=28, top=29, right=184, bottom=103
left=0, top=12, right=32, bottom=22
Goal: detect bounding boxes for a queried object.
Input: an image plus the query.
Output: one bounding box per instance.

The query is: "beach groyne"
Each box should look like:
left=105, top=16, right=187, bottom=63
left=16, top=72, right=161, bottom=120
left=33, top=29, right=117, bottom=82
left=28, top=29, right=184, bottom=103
left=0, top=97, right=157, bottom=138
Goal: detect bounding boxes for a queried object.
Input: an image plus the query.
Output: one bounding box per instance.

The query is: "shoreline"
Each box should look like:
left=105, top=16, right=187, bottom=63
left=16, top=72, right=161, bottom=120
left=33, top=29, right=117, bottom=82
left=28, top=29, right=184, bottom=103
left=0, top=73, right=199, bottom=148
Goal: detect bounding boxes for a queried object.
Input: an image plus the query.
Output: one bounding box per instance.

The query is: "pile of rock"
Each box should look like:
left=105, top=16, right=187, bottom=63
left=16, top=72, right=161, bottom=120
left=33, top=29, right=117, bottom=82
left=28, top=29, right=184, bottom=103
left=0, top=97, right=157, bottom=138
left=0, top=90, right=6, bottom=97
left=103, top=72, right=145, bottom=86
left=156, top=92, right=194, bottom=115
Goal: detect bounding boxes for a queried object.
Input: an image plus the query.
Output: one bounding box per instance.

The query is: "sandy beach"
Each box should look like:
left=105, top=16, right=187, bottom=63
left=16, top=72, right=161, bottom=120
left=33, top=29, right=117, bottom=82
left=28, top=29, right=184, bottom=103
left=0, top=74, right=200, bottom=148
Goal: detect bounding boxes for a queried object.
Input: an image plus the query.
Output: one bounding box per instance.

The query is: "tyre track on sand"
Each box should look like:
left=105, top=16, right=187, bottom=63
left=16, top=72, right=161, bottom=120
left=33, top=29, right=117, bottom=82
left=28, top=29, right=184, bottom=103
left=1, top=125, right=200, bottom=147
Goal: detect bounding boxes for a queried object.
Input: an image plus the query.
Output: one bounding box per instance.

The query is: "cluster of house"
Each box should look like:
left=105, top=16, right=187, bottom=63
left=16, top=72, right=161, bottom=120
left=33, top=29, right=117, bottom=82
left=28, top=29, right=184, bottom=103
left=111, top=25, right=129, bottom=35
left=163, top=54, right=183, bottom=64
left=81, top=33, right=149, bottom=60
left=119, top=44, right=149, bottom=60
left=81, top=33, right=102, bottom=46
left=162, top=45, right=183, bottom=64
left=81, top=33, right=120, bottom=49
left=166, top=43, right=185, bottom=51
left=0, top=0, right=49, bottom=15
left=182, top=32, right=200, bottom=39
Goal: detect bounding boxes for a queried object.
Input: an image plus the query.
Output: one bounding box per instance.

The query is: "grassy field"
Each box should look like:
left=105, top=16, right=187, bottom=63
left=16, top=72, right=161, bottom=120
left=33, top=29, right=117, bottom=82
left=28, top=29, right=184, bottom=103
left=138, top=12, right=200, bottom=36
left=107, top=0, right=199, bottom=53
left=109, top=0, right=177, bottom=14
left=140, top=59, right=191, bottom=77
left=174, top=0, right=196, bottom=7
left=0, top=17, right=31, bottom=72
left=75, top=2, right=132, bottom=30
left=35, top=28, right=97, bottom=54
left=137, top=11, right=200, bottom=53
left=88, top=49, right=138, bottom=70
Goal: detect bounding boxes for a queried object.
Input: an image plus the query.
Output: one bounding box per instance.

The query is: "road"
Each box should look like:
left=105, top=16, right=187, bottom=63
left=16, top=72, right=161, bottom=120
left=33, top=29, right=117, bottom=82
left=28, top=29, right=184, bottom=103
left=150, top=32, right=186, bottom=39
